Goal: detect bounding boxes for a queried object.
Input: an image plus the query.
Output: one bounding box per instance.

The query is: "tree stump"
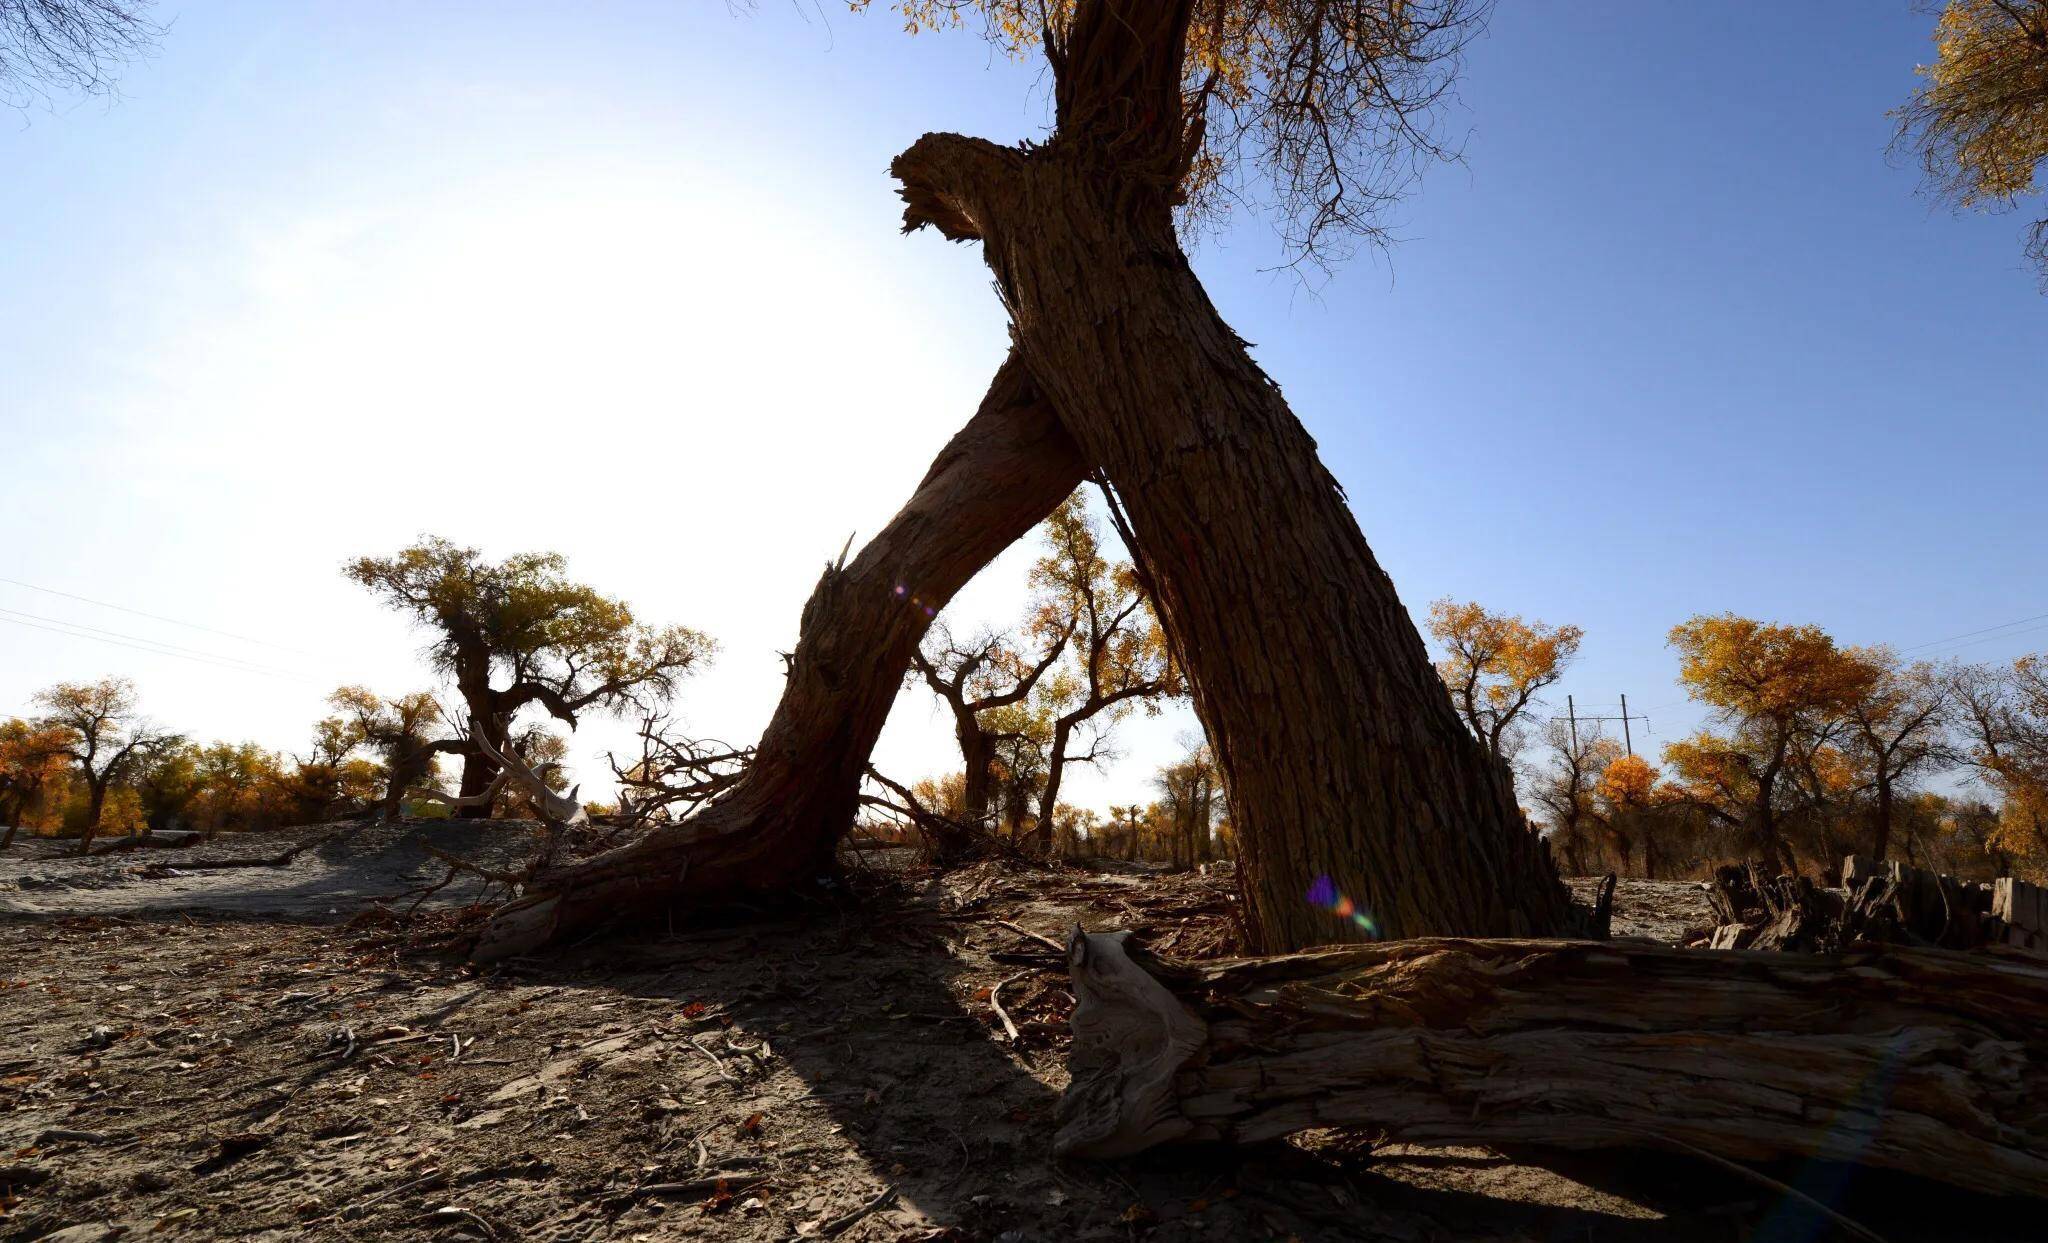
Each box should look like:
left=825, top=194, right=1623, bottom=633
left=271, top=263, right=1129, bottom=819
left=1992, top=877, right=2048, bottom=953
left=1054, top=930, right=2048, bottom=1197
left=1701, top=857, right=2042, bottom=957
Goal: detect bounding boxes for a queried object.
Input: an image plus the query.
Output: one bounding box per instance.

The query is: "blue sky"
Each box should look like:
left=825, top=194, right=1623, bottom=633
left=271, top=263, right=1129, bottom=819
left=3, top=1, right=2043, bottom=804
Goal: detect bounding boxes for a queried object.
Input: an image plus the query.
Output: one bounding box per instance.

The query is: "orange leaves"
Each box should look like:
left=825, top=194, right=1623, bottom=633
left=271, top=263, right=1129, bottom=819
left=0, top=718, right=76, bottom=832
left=857, top=1, right=1077, bottom=59
left=1427, top=600, right=1583, bottom=701
left=1661, top=732, right=1755, bottom=806
left=1667, top=614, right=1872, bottom=721
left=1427, top=598, right=1582, bottom=755
left=1595, top=753, right=1660, bottom=811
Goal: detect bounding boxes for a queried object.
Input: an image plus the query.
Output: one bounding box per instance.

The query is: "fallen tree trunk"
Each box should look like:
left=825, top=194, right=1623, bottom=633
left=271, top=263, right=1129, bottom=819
left=466, top=355, right=1084, bottom=960
left=87, top=830, right=203, bottom=855
left=1055, top=931, right=2048, bottom=1197
left=177, top=825, right=360, bottom=870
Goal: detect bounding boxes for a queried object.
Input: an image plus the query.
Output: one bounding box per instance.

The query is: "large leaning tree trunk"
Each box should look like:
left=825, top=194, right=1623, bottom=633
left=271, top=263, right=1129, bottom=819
left=469, top=355, right=1083, bottom=959
left=892, top=0, right=1569, bottom=948
left=1056, top=930, right=2048, bottom=1197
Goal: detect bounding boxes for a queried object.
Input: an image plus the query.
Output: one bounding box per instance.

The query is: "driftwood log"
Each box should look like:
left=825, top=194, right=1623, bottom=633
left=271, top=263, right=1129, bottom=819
left=1055, top=931, right=2048, bottom=1198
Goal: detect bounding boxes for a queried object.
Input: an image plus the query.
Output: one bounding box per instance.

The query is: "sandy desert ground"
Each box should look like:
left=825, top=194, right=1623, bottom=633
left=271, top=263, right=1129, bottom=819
left=1, top=823, right=2037, bottom=1242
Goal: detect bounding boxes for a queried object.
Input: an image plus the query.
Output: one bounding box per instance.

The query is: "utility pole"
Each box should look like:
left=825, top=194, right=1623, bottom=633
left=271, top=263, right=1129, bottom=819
left=1560, top=695, right=1648, bottom=756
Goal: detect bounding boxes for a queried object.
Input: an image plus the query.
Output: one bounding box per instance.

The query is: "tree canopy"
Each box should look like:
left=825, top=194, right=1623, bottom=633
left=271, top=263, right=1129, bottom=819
left=30, top=676, right=180, bottom=848
left=1024, top=490, right=1182, bottom=845
left=1427, top=598, right=1581, bottom=763
left=864, top=0, right=1489, bottom=261
left=345, top=538, right=714, bottom=816
left=1895, top=0, right=2048, bottom=283
left=346, top=538, right=712, bottom=732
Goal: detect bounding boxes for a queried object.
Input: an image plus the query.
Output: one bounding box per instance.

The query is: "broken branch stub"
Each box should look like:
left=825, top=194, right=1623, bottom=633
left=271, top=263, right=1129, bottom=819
left=1053, top=932, right=2048, bottom=1197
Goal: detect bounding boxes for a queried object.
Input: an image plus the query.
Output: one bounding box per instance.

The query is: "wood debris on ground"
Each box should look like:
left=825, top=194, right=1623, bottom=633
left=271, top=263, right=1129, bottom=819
left=0, top=848, right=2039, bottom=1240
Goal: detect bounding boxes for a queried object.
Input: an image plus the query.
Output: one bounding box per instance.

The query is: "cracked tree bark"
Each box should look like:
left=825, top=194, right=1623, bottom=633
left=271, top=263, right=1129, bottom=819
left=889, top=0, right=1570, bottom=949
left=1056, top=930, right=2048, bottom=1198
left=469, top=356, right=1083, bottom=959
left=475, top=0, right=1575, bottom=957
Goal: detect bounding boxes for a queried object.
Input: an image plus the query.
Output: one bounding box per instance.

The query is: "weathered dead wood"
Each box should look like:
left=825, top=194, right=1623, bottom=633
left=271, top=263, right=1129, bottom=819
left=1704, top=862, right=1763, bottom=929
left=1992, top=876, right=2048, bottom=953
left=86, top=830, right=202, bottom=855
left=1703, top=857, right=2041, bottom=957
left=1055, top=930, right=2048, bottom=1198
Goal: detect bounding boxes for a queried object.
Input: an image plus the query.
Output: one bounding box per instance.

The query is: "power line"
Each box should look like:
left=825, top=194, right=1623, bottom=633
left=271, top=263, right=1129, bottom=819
left=0, top=606, right=308, bottom=678
left=1566, top=693, right=1650, bottom=756
left=0, top=613, right=319, bottom=683
left=0, top=575, right=313, bottom=655
left=0, top=605, right=307, bottom=675
left=1564, top=617, right=2048, bottom=742
left=1928, top=619, right=2048, bottom=658
left=1899, top=609, right=2048, bottom=654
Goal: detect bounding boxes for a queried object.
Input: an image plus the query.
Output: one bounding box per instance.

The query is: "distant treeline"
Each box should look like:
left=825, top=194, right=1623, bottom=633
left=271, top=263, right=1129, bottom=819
left=1430, top=604, right=2047, bottom=883
left=8, top=539, right=2045, bottom=887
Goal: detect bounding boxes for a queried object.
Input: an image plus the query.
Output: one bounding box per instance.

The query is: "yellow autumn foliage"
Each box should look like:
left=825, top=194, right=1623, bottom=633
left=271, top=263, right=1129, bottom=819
left=1594, top=753, right=1660, bottom=811
left=1896, top=1, right=2048, bottom=276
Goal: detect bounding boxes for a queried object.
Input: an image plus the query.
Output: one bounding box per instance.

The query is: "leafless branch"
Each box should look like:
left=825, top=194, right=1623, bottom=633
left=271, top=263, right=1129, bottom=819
left=604, top=712, right=751, bottom=826
left=1, top=0, right=163, bottom=107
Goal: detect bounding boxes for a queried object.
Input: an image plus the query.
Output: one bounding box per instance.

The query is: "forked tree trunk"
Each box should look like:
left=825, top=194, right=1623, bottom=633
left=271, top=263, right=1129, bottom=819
left=1055, top=931, right=2048, bottom=1197
left=469, top=356, right=1083, bottom=959
left=893, top=135, right=1569, bottom=946
left=481, top=0, right=1573, bottom=954
left=453, top=753, right=500, bottom=821
left=1873, top=772, right=1896, bottom=863
left=1033, top=718, right=1077, bottom=855
left=76, top=779, right=110, bottom=855
left=956, top=717, right=996, bottom=828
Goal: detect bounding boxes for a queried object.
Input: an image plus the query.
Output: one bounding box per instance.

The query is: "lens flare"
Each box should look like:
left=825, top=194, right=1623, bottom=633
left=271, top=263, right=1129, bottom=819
left=894, top=583, right=938, bottom=618
left=1306, top=874, right=1379, bottom=938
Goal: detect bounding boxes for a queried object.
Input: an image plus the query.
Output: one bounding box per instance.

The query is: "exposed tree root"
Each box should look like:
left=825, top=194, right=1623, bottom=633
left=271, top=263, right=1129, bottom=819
left=175, top=824, right=362, bottom=870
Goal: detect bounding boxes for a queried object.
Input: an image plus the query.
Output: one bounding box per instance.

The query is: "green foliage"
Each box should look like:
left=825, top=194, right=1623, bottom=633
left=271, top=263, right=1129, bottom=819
left=344, top=537, right=712, bottom=720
